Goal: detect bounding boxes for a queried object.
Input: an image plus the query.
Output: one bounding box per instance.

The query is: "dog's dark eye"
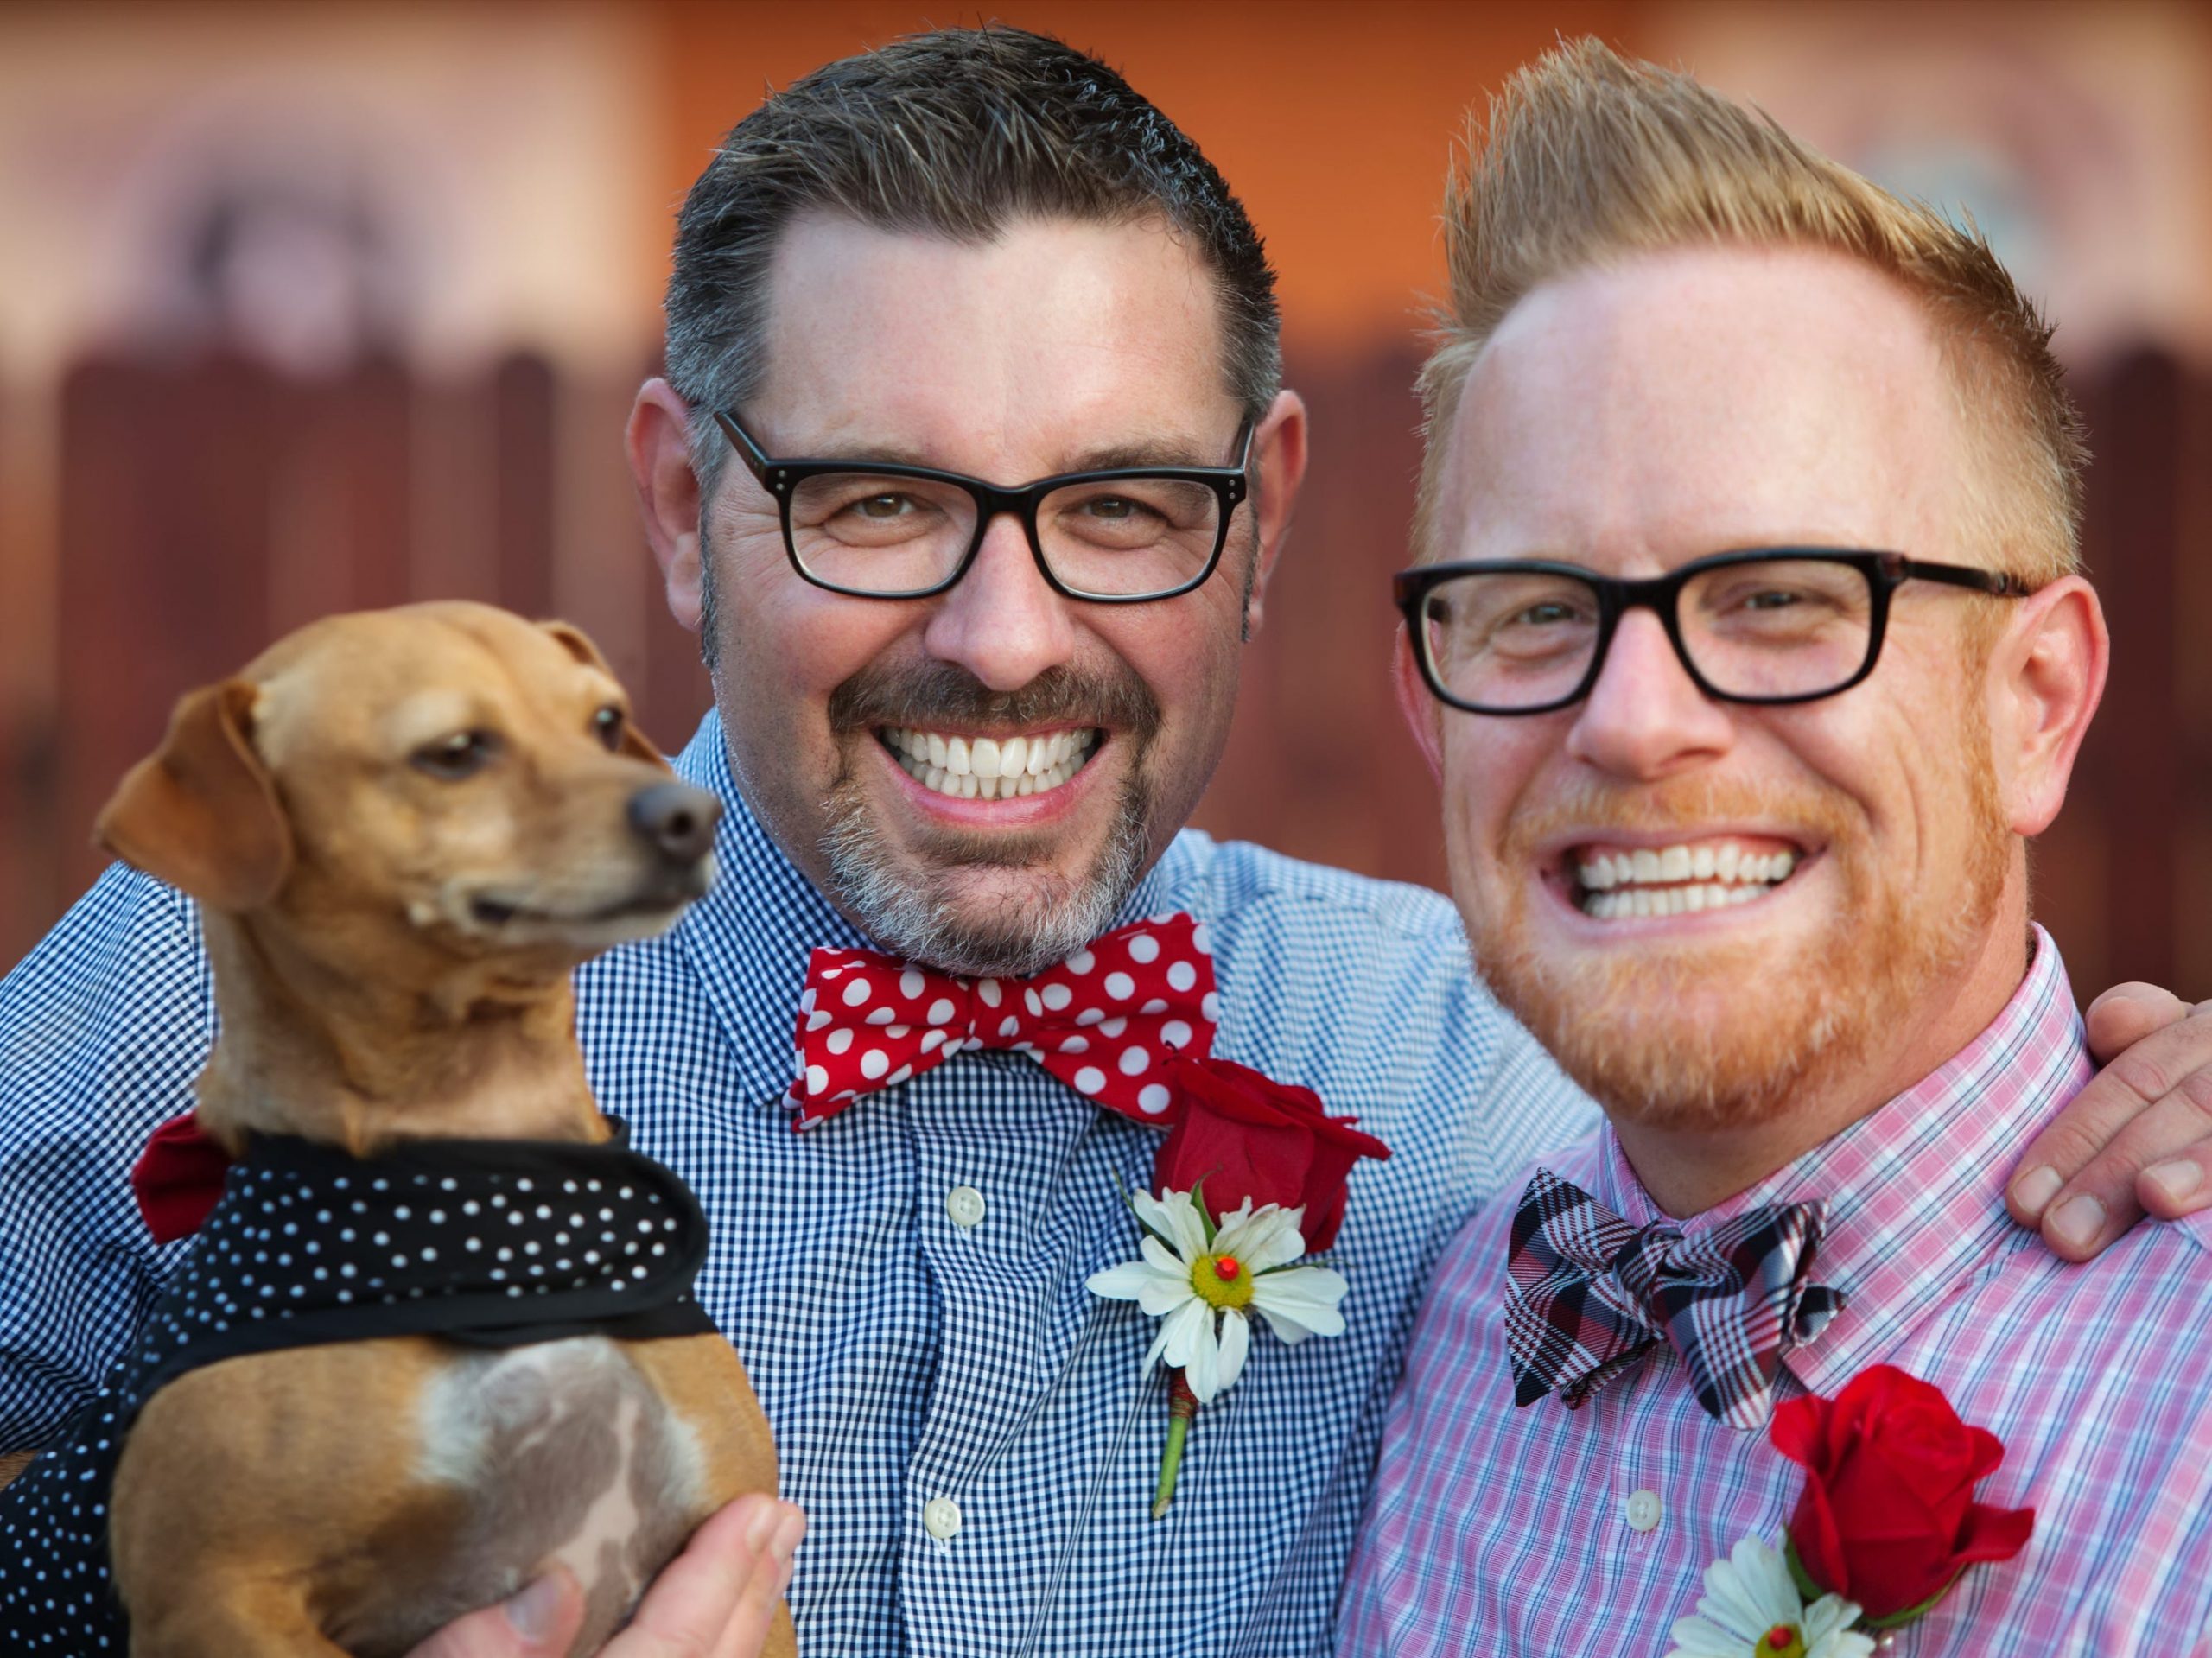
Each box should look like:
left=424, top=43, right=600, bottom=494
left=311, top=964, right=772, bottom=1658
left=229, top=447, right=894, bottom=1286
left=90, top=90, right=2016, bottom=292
left=592, top=706, right=626, bottom=753
left=412, top=730, right=499, bottom=780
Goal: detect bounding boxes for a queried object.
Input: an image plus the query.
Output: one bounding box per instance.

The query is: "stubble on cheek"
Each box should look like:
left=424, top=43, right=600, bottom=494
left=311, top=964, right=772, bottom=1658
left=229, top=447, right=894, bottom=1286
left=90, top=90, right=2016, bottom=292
left=1459, top=742, right=2011, bottom=1134
left=810, top=658, right=1167, bottom=976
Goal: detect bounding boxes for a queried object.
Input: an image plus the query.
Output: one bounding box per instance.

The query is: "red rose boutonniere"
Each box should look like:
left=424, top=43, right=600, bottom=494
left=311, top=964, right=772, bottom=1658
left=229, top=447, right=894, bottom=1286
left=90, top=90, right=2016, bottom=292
left=1086, top=1053, right=1389, bottom=1518
left=1772, top=1365, right=2037, bottom=1624
left=1666, top=1366, right=2033, bottom=1656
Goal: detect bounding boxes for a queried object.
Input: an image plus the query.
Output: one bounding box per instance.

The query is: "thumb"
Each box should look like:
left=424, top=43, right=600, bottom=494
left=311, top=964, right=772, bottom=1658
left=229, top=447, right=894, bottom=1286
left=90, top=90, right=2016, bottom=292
left=404, top=1565, right=588, bottom=1658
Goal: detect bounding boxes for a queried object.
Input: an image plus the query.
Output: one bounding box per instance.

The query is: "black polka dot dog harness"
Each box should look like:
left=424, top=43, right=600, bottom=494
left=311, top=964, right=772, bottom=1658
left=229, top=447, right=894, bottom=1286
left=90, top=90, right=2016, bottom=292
left=0, top=1122, right=716, bottom=1652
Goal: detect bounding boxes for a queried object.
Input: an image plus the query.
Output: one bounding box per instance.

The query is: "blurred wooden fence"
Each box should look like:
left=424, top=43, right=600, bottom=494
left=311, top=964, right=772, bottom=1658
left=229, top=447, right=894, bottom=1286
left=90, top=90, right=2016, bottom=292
left=2, top=346, right=2207, bottom=1002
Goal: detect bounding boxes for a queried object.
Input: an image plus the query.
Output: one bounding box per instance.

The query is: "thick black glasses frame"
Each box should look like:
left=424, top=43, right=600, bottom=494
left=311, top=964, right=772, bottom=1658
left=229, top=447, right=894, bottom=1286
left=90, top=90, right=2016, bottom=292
left=1393, top=547, right=2036, bottom=715
left=713, top=410, right=1254, bottom=604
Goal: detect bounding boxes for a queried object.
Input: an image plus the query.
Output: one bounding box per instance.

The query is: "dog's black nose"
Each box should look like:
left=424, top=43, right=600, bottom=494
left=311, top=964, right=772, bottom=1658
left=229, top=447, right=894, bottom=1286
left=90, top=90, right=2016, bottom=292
left=628, top=782, right=722, bottom=864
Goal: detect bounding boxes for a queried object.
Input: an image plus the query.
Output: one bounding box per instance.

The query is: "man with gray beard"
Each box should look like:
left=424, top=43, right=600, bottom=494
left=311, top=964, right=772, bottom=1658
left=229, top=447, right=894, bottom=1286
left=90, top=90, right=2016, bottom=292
left=4, top=28, right=2211, bottom=1658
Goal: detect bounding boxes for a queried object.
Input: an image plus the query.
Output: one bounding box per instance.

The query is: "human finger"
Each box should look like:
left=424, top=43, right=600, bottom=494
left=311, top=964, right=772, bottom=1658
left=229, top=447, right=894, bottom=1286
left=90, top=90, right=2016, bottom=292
left=404, top=1565, right=588, bottom=1658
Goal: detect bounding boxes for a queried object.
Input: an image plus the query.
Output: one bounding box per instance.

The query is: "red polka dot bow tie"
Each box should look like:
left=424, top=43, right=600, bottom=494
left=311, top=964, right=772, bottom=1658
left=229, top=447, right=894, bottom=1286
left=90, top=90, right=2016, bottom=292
left=785, top=913, right=1219, bottom=1130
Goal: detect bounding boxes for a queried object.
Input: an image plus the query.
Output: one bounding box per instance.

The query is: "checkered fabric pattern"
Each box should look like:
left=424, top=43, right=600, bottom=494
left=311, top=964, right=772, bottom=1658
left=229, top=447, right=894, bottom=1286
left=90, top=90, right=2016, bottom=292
left=1504, top=1167, right=1843, bottom=1429
left=1339, top=931, right=2212, bottom=1656
left=0, top=713, right=1599, bottom=1657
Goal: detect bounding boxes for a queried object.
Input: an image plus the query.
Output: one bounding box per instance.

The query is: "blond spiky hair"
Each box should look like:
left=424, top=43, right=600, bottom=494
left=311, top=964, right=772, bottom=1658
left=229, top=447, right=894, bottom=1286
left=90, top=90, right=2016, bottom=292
left=1413, top=39, right=2086, bottom=584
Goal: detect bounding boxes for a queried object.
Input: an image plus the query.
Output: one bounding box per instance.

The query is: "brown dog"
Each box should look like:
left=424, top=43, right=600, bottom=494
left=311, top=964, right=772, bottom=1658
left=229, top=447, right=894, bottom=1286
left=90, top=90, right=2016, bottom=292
left=67, top=601, right=788, bottom=1656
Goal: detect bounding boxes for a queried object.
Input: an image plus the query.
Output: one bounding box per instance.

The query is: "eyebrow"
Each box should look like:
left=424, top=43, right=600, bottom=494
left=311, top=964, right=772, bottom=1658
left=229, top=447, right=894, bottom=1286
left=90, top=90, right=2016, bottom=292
left=791, top=434, right=1233, bottom=478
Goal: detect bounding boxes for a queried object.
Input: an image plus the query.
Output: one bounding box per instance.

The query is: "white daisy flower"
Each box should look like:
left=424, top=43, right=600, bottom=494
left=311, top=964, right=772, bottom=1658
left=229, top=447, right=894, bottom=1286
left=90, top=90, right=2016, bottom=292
left=1085, top=1188, right=1350, bottom=1402
left=1666, top=1537, right=1875, bottom=1658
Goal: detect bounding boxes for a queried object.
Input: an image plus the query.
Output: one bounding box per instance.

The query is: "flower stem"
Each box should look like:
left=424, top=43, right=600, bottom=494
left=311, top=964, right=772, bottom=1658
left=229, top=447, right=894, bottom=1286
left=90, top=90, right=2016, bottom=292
left=1152, top=1369, right=1200, bottom=1520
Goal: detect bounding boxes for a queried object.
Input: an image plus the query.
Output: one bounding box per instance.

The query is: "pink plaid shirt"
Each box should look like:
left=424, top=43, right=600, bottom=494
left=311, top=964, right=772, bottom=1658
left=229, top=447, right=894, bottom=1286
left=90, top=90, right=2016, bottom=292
left=1340, top=929, right=2212, bottom=1655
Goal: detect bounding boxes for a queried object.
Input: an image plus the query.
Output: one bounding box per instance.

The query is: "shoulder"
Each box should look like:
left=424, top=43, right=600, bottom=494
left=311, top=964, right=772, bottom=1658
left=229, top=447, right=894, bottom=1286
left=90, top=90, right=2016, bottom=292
left=1, top=863, right=213, bottom=1137
left=1172, top=830, right=1469, bottom=951
left=1171, top=831, right=1599, bottom=1220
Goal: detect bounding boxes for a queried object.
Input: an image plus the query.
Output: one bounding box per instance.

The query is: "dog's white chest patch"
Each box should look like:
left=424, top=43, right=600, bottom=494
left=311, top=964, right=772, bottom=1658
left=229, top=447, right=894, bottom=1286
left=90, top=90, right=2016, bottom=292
left=411, top=1338, right=709, bottom=1647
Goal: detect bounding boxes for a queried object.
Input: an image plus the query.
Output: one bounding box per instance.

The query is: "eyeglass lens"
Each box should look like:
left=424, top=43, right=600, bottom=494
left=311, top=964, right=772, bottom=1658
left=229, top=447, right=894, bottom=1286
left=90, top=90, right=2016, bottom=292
left=784, top=471, right=1226, bottom=597
left=1419, top=556, right=1878, bottom=709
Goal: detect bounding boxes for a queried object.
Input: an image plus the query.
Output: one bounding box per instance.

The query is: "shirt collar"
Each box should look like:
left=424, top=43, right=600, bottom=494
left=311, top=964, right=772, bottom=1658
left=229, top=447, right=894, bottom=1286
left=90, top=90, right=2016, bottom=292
left=663, top=713, right=1212, bottom=1111
left=1585, top=925, right=2090, bottom=1397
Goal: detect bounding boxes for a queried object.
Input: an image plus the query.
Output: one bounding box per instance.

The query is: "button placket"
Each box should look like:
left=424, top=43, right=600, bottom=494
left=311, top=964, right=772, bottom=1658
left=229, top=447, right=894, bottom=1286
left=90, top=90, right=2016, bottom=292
left=923, top=1496, right=963, bottom=1541
left=945, top=1185, right=986, bottom=1229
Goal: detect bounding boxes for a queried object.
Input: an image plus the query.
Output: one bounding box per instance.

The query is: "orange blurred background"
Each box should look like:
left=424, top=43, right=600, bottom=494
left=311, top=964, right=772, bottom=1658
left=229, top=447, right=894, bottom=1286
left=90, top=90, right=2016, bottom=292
left=3, top=0, right=2209, bottom=995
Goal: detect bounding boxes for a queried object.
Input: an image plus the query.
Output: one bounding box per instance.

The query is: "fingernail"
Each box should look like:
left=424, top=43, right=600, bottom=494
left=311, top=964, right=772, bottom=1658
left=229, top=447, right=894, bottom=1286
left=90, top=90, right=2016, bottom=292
left=772, top=1509, right=806, bottom=1562
left=2144, top=1159, right=2202, bottom=1206
left=2012, top=1166, right=2062, bottom=1217
left=743, top=1496, right=779, bottom=1553
left=505, top=1572, right=564, bottom=1643
left=2050, top=1193, right=2105, bottom=1252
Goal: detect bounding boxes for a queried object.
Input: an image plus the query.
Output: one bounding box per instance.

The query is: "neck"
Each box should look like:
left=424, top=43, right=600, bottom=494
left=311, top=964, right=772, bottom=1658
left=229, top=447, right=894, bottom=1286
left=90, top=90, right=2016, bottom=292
left=1613, top=902, right=2035, bottom=1218
left=194, top=912, right=607, bottom=1158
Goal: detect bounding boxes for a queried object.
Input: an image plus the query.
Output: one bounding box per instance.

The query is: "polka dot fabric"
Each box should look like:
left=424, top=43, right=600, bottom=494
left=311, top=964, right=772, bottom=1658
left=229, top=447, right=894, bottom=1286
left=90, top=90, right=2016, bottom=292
left=0, top=1121, right=715, bottom=1652
left=786, top=913, right=1219, bottom=1130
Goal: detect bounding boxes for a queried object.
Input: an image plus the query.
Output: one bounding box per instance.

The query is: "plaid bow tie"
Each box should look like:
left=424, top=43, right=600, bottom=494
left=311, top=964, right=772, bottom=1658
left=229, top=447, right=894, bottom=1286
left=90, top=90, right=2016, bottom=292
left=1503, top=1167, right=1845, bottom=1431
left=785, top=913, right=1219, bottom=1131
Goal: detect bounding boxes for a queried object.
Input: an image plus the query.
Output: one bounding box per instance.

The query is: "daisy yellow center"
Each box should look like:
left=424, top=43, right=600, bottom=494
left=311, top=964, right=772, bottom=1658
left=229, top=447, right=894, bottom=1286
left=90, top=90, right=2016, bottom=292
left=1192, top=1252, right=1255, bottom=1310
left=1761, top=1624, right=1806, bottom=1658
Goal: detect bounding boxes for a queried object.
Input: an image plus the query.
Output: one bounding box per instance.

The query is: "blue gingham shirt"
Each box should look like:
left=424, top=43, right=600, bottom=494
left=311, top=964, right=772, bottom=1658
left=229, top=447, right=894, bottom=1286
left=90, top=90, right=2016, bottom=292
left=0, top=715, right=1597, bottom=1656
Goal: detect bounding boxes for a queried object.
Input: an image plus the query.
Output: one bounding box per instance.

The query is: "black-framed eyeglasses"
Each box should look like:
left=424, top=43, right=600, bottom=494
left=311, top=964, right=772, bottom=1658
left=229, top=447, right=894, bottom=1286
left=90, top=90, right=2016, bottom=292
left=1395, top=548, right=2037, bottom=715
left=712, top=410, right=1254, bottom=603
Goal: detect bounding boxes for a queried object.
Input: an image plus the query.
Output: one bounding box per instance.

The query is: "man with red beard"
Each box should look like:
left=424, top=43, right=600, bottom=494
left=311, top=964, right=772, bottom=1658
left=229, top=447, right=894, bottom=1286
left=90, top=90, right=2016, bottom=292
left=1340, top=41, right=2212, bottom=1656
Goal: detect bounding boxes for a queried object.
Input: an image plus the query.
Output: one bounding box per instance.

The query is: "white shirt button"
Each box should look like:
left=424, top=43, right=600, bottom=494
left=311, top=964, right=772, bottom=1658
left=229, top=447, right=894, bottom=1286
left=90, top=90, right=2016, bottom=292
left=1625, top=1487, right=1662, bottom=1533
left=923, top=1496, right=963, bottom=1540
left=945, top=1185, right=986, bottom=1229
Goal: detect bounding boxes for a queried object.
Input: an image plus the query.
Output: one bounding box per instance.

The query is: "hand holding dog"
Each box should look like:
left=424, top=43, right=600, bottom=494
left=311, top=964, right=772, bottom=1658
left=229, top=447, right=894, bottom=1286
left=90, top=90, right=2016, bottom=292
left=407, top=1494, right=806, bottom=1658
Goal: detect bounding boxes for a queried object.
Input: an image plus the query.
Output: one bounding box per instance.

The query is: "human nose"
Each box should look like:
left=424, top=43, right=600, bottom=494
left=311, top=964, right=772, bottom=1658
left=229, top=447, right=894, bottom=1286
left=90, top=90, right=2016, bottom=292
left=1564, top=607, right=1735, bottom=779
left=918, top=511, right=1079, bottom=691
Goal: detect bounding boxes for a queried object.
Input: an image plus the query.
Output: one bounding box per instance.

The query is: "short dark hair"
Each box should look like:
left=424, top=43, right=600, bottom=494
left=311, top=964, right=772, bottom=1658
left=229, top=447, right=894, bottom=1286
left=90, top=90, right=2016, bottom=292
left=664, top=25, right=1281, bottom=497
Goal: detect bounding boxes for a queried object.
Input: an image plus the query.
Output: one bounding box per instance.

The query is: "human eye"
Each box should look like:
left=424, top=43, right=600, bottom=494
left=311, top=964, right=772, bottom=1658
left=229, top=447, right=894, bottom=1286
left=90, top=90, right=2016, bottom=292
left=793, top=474, right=954, bottom=546
left=1049, top=479, right=1215, bottom=550
left=1699, top=561, right=1865, bottom=635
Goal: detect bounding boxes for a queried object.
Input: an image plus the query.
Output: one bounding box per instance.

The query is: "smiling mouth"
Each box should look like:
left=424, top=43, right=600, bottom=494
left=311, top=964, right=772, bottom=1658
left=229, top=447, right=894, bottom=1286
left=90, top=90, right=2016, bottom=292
left=878, top=724, right=1102, bottom=801
left=1567, top=837, right=1808, bottom=919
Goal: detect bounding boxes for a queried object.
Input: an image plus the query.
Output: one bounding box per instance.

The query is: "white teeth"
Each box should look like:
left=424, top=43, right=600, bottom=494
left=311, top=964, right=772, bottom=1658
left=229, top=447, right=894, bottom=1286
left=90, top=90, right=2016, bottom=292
left=887, top=727, right=1100, bottom=803
left=1574, top=841, right=1802, bottom=893
left=1572, top=835, right=1803, bottom=921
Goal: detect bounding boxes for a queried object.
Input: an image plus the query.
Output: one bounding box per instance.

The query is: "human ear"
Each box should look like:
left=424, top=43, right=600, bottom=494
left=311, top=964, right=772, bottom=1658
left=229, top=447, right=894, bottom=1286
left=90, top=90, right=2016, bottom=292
left=1239, top=390, right=1308, bottom=639
left=1989, top=575, right=2107, bottom=835
left=627, top=378, right=705, bottom=631
left=1393, top=625, right=1444, bottom=785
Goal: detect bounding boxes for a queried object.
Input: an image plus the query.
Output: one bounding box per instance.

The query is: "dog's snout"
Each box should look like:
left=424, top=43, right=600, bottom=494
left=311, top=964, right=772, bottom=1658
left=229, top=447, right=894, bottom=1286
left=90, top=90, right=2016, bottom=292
left=628, top=782, right=721, bottom=864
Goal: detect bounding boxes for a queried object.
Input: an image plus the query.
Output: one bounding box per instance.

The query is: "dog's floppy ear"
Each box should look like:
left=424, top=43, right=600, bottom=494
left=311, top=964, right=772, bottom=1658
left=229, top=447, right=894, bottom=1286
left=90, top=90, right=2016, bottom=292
left=538, top=619, right=669, bottom=769
left=96, top=679, right=295, bottom=912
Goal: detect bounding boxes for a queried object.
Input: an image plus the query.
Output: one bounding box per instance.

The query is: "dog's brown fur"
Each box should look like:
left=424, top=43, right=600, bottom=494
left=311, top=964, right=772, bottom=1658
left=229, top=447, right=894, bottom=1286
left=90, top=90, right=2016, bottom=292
left=87, top=601, right=791, bottom=1657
